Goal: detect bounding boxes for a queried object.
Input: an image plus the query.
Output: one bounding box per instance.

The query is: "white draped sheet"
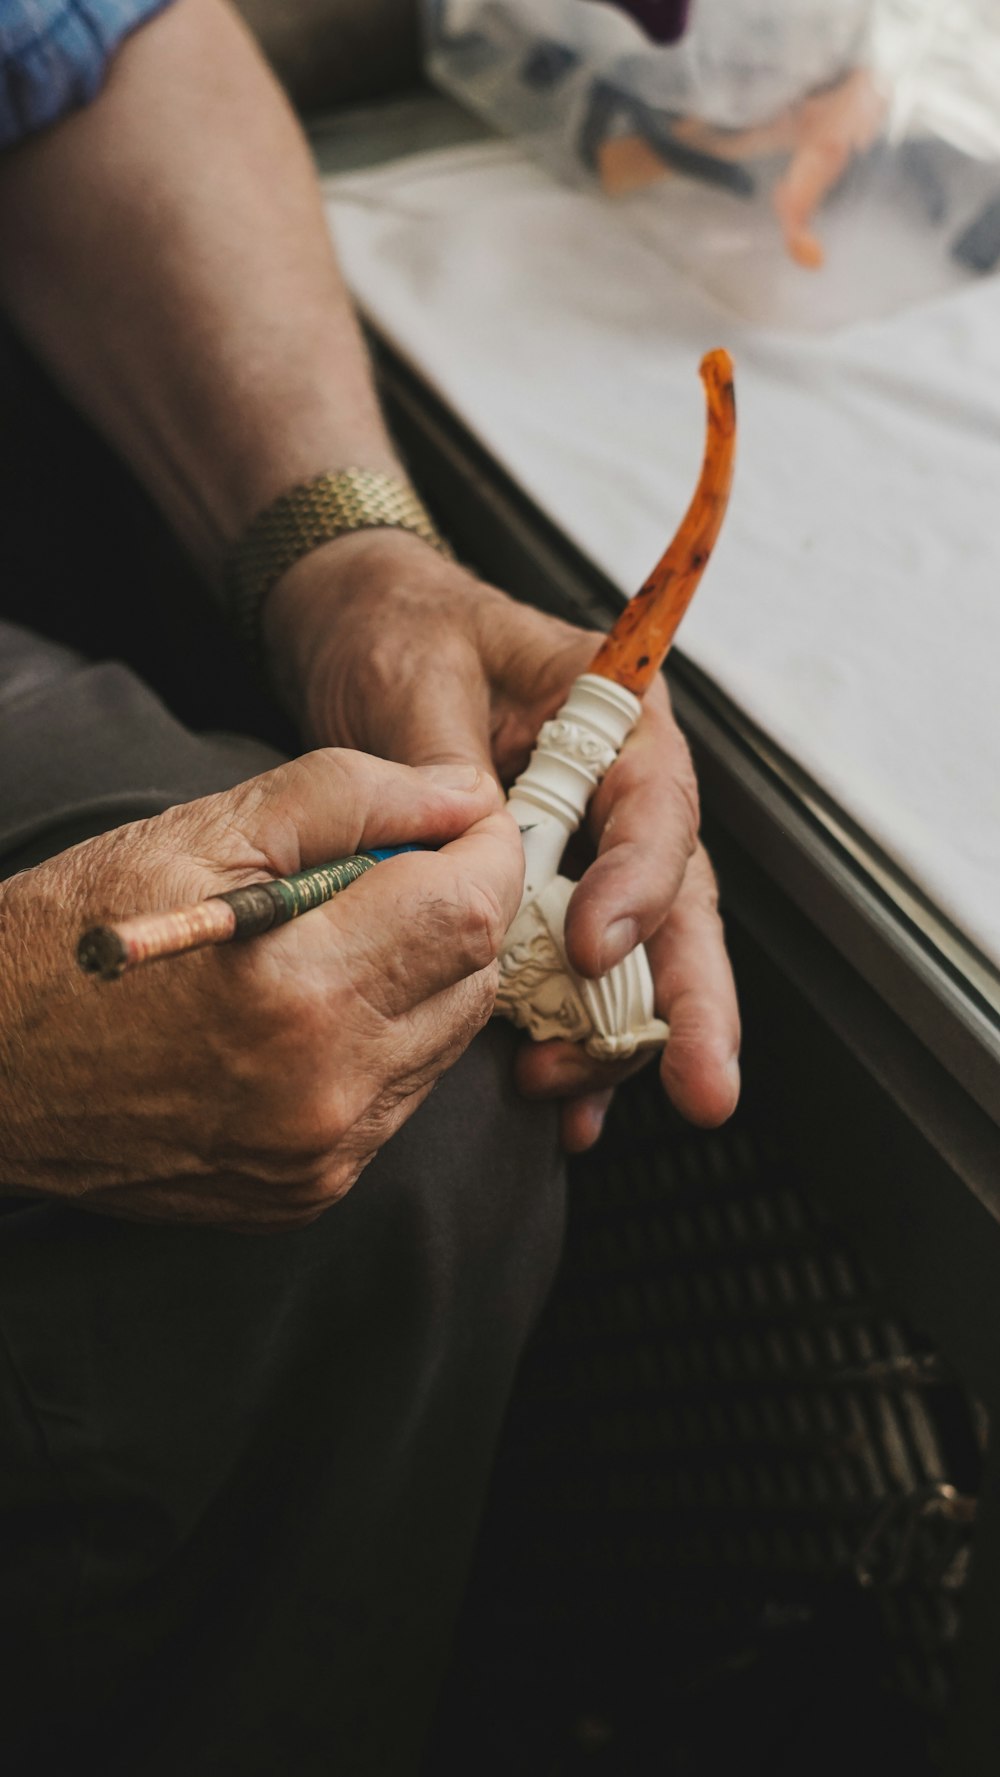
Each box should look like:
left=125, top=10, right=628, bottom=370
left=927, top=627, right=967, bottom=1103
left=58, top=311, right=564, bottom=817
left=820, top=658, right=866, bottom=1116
left=324, top=143, right=1000, bottom=973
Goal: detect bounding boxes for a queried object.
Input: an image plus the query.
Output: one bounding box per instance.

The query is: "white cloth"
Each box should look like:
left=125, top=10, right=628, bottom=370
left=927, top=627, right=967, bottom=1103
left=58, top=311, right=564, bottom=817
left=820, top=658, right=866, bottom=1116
left=325, top=143, right=1000, bottom=973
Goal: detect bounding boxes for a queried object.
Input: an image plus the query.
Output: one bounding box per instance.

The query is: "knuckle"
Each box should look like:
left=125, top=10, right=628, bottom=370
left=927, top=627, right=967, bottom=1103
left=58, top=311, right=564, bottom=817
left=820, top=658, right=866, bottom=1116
left=467, top=958, right=501, bottom=1028
left=310, top=1156, right=363, bottom=1209
left=263, top=745, right=367, bottom=831
left=688, top=847, right=722, bottom=919
left=670, top=748, right=702, bottom=856
left=697, top=873, right=722, bottom=922
left=454, top=877, right=509, bottom=971
left=249, top=1100, right=366, bottom=1202
left=462, top=960, right=502, bottom=1038
left=268, top=1159, right=361, bottom=1224
left=420, top=972, right=497, bottom=1078
left=694, top=881, right=722, bottom=928
left=411, top=969, right=498, bottom=1081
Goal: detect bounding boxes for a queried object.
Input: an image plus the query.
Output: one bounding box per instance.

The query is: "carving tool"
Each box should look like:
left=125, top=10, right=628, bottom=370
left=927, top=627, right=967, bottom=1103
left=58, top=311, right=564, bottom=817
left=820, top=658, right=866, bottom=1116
left=77, top=847, right=418, bottom=981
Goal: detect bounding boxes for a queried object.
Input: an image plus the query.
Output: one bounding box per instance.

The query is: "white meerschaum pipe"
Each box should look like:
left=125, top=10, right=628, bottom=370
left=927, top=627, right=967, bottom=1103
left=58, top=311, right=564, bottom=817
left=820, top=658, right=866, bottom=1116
left=496, top=674, right=668, bottom=1062
left=492, top=348, right=737, bottom=1064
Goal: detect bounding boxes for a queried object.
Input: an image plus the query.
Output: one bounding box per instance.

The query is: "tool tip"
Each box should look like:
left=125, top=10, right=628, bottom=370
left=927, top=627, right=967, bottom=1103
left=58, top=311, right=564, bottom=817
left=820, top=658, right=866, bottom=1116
left=77, top=926, right=128, bottom=981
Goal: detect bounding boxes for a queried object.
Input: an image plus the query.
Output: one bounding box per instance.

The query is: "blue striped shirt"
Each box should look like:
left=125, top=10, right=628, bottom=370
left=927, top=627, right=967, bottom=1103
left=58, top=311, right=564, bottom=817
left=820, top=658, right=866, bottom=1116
left=0, top=0, right=174, bottom=150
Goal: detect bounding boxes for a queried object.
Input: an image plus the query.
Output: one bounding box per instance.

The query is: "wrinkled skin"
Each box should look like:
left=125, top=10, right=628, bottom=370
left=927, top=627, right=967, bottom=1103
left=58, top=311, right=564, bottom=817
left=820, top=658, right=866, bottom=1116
left=263, top=531, right=742, bottom=1152
left=0, top=750, right=523, bottom=1229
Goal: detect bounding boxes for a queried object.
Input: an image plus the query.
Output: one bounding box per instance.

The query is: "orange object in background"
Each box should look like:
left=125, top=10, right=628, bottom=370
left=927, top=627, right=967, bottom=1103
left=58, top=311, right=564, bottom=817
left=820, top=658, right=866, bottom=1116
left=597, top=133, right=673, bottom=197
left=595, top=70, right=885, bottom=270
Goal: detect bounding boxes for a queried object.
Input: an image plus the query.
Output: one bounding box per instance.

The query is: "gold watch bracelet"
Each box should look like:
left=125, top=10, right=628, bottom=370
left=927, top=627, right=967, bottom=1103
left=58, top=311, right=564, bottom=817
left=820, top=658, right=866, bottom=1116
left=222, top=468, right=452, bottom=655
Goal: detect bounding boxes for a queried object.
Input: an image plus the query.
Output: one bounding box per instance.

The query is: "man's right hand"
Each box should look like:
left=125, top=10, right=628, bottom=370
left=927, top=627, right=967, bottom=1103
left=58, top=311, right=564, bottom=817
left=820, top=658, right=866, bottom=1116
left=0, top=750, right=522, bottom=1231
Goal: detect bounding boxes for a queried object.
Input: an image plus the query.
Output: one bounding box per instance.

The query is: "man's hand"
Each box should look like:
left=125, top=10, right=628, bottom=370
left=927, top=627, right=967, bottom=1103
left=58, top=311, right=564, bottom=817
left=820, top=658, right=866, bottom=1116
left=0, top=0, right=734, bottom=1164
left=263, top=532, right=741, bottom=1154
left=0, top=750, right=522, bottom=1229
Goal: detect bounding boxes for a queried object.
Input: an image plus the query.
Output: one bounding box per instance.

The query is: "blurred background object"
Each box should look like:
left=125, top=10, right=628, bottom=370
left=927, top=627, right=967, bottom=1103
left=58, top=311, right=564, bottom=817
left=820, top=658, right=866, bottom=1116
left=233, top=0, right=422, bottom=108
left=424, top=0, right=1000, bottom=328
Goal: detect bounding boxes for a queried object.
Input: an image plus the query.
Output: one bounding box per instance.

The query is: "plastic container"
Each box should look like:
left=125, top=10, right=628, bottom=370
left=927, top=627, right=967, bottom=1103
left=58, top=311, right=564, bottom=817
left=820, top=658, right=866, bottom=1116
left=424, top=0, right=1000, bottom=331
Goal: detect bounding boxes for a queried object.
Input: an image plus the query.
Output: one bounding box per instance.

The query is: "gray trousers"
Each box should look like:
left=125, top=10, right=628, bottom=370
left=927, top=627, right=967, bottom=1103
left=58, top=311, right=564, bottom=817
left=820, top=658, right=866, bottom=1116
left=0, top=621, right=564, bottom=1775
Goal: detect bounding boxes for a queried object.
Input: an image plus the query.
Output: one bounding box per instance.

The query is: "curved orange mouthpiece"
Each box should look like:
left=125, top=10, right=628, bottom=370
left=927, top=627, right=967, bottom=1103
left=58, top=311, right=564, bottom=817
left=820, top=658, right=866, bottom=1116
left=589, top=348, right=736, bottom=697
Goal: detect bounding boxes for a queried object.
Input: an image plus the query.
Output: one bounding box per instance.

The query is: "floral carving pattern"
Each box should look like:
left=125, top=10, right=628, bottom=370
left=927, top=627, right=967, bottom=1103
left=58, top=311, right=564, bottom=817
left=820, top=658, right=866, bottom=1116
left=535, top=718, right=618, bottom=779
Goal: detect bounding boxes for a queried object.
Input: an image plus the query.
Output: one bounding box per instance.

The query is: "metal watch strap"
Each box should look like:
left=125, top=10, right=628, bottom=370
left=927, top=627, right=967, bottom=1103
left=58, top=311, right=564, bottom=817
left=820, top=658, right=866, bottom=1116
left=222, top=468, right=452, bottom=653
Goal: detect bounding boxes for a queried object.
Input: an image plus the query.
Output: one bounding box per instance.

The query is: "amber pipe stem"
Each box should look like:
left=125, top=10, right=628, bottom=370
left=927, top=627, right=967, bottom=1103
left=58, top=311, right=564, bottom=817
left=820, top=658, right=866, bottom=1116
left=588, top=347, right=736, bottom=697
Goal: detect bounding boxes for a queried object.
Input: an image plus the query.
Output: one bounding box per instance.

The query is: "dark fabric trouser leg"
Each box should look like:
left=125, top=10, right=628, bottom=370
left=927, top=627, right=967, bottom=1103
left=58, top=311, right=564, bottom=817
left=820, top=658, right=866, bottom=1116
left=0, top=630, right=565, bottom=1776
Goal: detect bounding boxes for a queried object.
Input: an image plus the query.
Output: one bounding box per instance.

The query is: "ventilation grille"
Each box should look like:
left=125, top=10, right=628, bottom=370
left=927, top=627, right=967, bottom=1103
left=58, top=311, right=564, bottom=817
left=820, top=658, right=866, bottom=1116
left=440, top=1070, right=985, bottom=1774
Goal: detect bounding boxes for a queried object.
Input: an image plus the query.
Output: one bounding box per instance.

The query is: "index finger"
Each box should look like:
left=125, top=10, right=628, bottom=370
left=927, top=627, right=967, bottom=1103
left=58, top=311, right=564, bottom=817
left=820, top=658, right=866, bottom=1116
left=196, top=747, right=504, bottom=881
left=563, top=682, right=700, bottom=979
left=311, top=806, right=524, bottom=1018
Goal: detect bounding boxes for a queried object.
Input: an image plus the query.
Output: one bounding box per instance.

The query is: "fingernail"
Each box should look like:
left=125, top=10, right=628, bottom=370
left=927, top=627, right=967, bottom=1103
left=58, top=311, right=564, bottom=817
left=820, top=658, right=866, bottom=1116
left=598, top=917, right=640, bottom=974
left=416, top=762, right=482, bottom=790
left=725, top=1056, right=742, bottom=1101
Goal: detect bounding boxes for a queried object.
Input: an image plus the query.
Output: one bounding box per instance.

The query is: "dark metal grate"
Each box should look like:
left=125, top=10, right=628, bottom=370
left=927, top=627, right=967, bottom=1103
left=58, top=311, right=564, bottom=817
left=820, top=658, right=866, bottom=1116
left=428, top=1069, right=984, bottom=1776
